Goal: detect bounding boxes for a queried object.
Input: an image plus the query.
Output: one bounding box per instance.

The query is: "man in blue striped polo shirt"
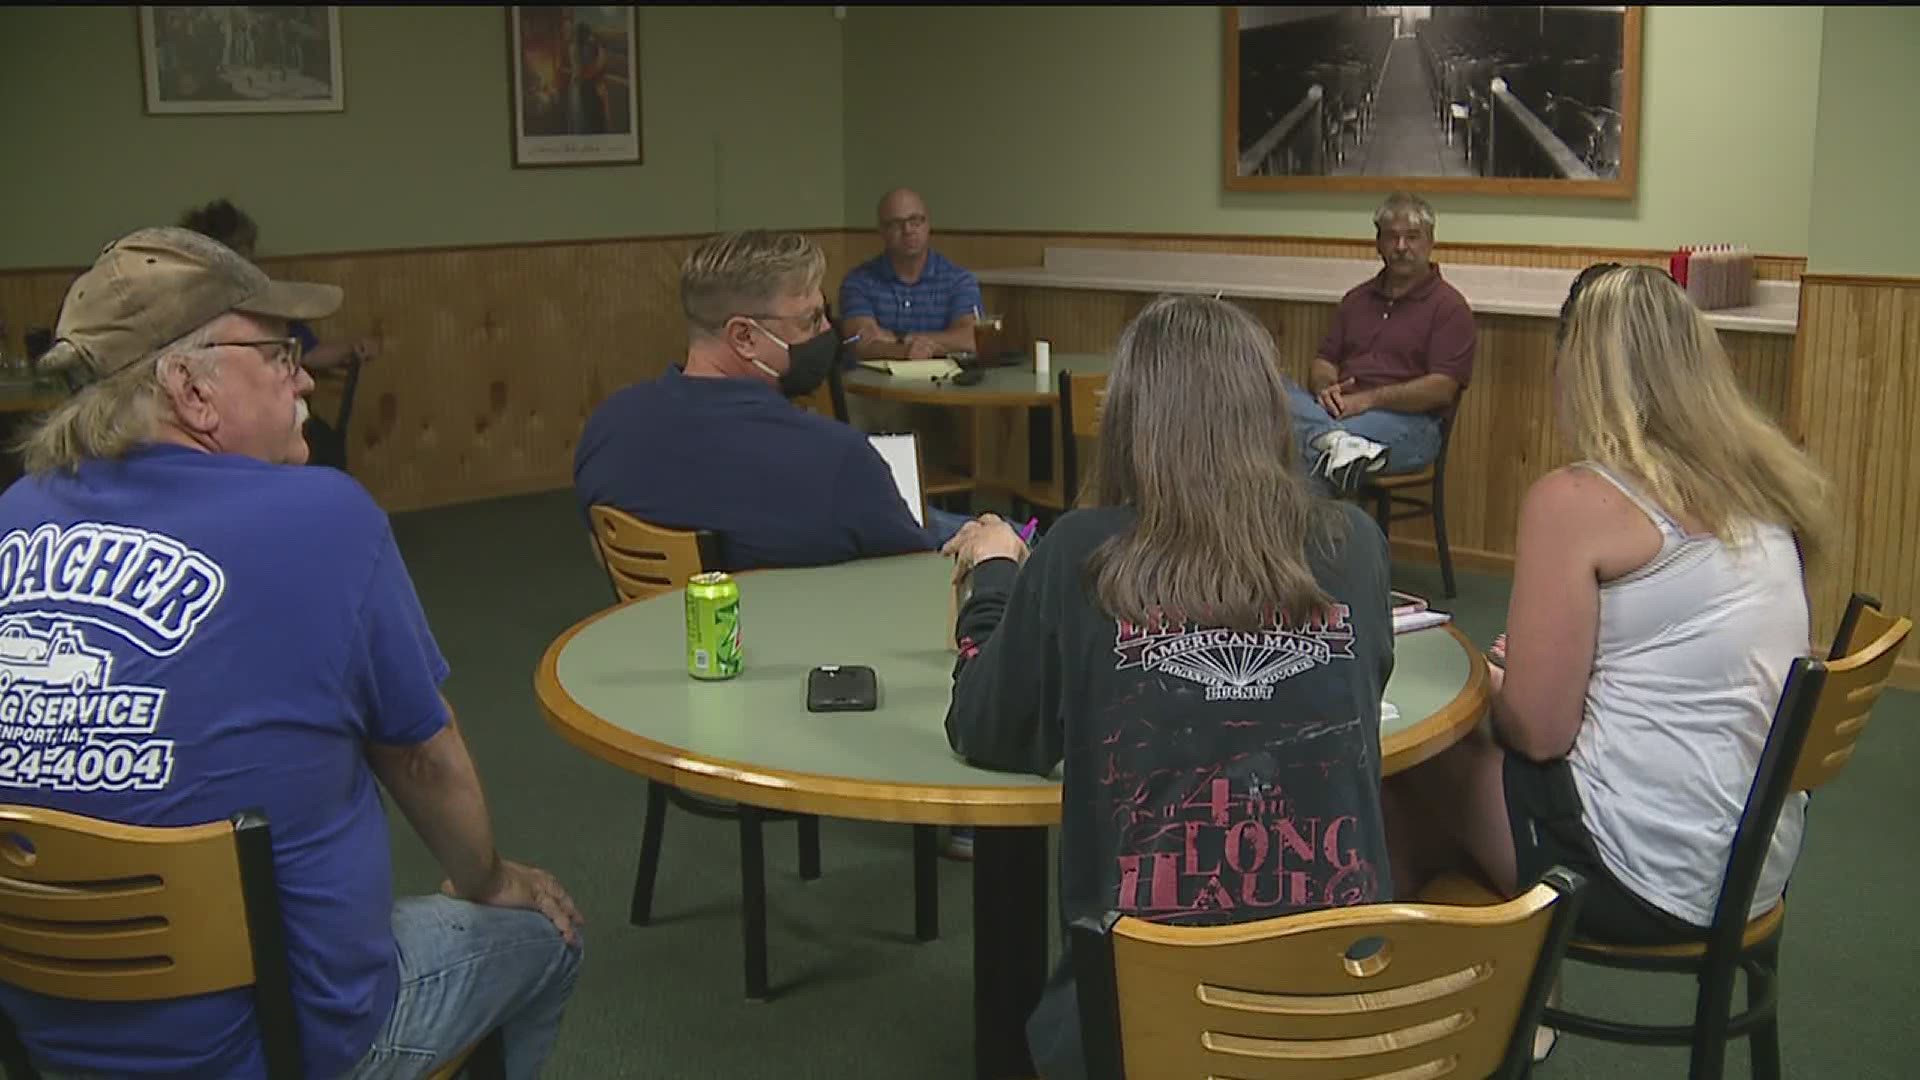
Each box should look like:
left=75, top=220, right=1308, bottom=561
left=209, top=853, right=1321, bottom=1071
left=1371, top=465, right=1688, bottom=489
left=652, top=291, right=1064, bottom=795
left=840, top=188, right=983, bottom=363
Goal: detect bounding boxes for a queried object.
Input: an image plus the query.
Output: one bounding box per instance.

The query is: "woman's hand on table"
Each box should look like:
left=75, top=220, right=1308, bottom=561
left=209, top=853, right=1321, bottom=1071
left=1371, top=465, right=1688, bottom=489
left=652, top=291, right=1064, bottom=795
left=941, top=513, right=1029, bottom=582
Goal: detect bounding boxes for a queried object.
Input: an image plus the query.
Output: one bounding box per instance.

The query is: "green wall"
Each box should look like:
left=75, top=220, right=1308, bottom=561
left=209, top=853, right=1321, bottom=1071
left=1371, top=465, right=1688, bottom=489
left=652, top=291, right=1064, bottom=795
left=0, top=5, right=846, bottom=269
left=0, top=5, right=1878, bottom=271
left=1806, top=7, right=1920, bottom=276
left=842, top=6, right=1823, bottom=254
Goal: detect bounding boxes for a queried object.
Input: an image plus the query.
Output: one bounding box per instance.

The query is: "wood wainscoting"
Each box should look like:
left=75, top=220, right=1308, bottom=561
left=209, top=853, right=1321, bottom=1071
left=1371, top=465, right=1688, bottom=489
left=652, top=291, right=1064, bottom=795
left=976, top=283, right=1795, bottom=574
left=0, top=229, right=851, bottom=514
left=1792, top=274, right=1920, bottom=686
left=6, top=229, right=1908, bottom=684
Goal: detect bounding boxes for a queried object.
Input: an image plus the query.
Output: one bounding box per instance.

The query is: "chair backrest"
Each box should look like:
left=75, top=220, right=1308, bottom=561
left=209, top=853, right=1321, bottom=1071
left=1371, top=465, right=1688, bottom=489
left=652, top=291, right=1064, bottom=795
left=1058, top=370, right=1110, bottom=508
left=1073, top=869, right=1587, bottom=1080
left=0, top=805, right=302, bottom=1079
left=587, top=505, right=717, bottom=602
left=1709, top=595, right=1910, bottom=960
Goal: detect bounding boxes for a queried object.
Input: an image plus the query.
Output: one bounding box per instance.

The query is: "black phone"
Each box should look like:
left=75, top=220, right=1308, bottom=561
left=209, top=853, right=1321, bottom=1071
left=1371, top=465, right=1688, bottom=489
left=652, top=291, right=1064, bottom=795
left=806, top=665, right=878, bottom=712
left=951, top=368, right=986, bottom=387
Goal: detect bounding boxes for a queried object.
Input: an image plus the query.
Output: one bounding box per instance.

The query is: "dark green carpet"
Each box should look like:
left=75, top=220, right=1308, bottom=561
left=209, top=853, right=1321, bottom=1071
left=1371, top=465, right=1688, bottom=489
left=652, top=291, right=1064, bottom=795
left=387, top=490, right=1919, bottom=1079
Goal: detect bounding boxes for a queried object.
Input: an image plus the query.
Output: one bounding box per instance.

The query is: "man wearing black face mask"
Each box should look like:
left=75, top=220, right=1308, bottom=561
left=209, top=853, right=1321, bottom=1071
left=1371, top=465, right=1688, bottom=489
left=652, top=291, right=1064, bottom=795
left=573, top=230, right=964, bottom=571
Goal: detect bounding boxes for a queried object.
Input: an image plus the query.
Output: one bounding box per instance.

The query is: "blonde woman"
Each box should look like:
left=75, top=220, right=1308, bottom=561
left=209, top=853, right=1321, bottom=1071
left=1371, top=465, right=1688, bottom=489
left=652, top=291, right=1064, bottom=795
left=1388, top=264, right=1832, bottom=950
left=942, top=295, right=1395, bottom=1080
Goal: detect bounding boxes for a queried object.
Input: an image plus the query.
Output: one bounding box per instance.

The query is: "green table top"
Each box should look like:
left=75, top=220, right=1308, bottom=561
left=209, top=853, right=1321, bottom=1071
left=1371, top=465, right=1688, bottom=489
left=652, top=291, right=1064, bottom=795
left=543, top=553, right=1481, bottom=824
left=843, top=353, right=1110, bottom=404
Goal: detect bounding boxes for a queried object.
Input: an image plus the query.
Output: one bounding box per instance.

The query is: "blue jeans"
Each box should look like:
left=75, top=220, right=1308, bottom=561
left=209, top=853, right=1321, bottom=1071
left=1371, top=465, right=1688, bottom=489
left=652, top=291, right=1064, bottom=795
left=346, top=896, right=581, bottom=1079
left=36, top=897, right=580, bottom=1080
left=1286, top=382, right=1441, bottom=488
left=926, top=506, right=972, bottom=546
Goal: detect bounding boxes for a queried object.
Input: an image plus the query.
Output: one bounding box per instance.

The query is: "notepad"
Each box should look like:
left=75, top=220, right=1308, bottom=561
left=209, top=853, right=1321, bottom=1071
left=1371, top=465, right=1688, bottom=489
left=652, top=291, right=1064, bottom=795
left=867, top=432, right=925, bottom=527
left=1393, top=609, right=1452, bottom=635
left=858, top=359, right=962, bottom=378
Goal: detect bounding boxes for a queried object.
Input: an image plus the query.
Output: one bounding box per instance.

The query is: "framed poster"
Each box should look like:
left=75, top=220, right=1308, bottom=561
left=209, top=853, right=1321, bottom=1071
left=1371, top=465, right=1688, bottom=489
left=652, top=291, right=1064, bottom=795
left=509, top=6, right=643, bottom=168
left=138, top=6, right=344, bottom=114
left=1225, top=6, right=1641, bottom=198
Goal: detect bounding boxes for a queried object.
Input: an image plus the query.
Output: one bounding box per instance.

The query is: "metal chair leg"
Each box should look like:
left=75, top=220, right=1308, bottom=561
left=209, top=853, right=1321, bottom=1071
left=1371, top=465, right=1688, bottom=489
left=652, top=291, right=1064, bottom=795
left=913, top=824, right=939, bottom=942
left=1432, top=488, right=1457, bottom=600
left=629, top=780, right=670, bottom=926
left=739, top=805, right=770, bottom=1001
left=1749, top=947, right=1783, bottom=1080
left=798, top=815, right=821, bottom=881
left=1689, top=962, right=1739, bottom=1080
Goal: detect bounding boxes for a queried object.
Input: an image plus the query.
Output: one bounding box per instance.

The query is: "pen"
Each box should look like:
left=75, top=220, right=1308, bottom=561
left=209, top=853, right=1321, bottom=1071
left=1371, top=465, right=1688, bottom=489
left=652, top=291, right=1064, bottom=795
left=1018, top=517, right=1039, bottom=544
left=842, top=333, right=862, bottom=345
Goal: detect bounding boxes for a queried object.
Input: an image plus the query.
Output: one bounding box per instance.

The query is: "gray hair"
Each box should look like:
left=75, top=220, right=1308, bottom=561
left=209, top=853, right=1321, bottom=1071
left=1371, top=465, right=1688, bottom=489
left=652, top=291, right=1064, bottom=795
left=17, top=317, right=224, bottom=475
left=1373, top=192, right=1436, bottom=233
left=680, top=230, right=826, bottom=336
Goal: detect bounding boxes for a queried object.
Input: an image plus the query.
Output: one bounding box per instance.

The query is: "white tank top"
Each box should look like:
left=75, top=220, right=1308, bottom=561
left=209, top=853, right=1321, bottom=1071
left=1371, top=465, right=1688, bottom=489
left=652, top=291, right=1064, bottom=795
left=1568, top=463, right=1809, bottom=927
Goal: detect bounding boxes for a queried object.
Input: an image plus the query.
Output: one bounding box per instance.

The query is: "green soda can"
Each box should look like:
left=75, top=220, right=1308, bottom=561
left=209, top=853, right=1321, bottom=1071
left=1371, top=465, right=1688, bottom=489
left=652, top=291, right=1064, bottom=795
left=685, top=572, right=743, bottom=680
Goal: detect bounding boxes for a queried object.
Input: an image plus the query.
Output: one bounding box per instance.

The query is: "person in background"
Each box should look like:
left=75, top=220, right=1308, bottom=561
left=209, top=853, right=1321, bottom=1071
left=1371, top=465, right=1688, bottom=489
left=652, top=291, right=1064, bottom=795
left=943, top=294, right=1395, bottom=1079
left=0, top=227, right=581, bottom=1078
left=178, top=198, right=380, bottom=374
left=574, top=229, right=970, bottom=573
left=1289, top=192, right=1474, bottom=494
left=1383, top=264, right=1831, bottom=1057
left=839, top=188, right=982, bottom=363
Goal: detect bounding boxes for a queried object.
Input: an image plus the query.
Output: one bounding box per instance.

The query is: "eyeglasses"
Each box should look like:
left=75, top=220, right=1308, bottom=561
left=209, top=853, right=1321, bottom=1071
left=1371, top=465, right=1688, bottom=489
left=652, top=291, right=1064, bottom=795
left=213, top=337, right=305, bottom=378
left=741, top=308, right=829, bottom=332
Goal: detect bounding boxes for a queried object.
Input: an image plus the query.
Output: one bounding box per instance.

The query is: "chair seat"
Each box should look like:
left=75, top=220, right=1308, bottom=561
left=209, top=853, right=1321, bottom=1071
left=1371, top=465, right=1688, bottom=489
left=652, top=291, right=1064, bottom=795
left=1364, top=465, right=1438, bottom=490
left=1569, top=901, right=1784, bottom=961
left=1418, top=873, right=1786, bottom=960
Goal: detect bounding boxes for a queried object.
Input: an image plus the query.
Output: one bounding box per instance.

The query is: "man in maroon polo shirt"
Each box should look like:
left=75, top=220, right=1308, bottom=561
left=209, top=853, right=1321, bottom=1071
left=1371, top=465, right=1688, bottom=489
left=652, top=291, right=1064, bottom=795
left=1290, top=192, right=1475, bottom=494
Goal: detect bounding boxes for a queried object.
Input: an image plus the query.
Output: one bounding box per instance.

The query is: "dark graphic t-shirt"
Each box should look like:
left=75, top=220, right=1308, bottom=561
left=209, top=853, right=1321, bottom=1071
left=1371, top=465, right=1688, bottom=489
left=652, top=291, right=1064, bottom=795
left=944, top=502, right=1394, bottom=1080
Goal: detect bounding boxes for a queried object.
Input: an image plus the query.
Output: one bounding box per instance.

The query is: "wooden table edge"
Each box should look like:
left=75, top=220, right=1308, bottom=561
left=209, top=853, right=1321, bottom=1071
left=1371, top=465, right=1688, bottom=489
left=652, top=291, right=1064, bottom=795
left=843, top=379, right=1056, bottom=408
left=1380, top=623, right=1490, bottom=775
left=535, top=603, right=1062, bottom=828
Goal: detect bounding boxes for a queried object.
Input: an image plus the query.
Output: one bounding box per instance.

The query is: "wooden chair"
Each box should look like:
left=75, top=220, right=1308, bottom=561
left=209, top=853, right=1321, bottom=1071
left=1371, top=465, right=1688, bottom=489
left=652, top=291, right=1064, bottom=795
left=304, top=353, right=365, bottom=474
left=0, top=806, right=500, bottom=1079
left=585, top=506, right=941, bottom=1001
left=1424, top=592, right=1912, bottom=1080
left=1361, top=405, right=1459, bottom=599
left=1073, top=868, right=1588, bottom=1080
left=1056, top=370, right=1108, bottom=509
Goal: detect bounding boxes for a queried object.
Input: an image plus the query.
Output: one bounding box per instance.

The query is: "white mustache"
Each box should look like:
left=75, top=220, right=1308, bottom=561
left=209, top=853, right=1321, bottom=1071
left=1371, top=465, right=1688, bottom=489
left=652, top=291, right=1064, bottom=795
left=295, top=398, right=310, bottom=426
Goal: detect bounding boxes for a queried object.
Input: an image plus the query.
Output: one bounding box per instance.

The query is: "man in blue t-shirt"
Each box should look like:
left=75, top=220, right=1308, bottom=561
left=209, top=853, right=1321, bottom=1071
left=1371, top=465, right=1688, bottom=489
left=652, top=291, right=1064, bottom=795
left=574, top=229, right=967, bottom=572
left=0, top=228, right=581, bottom=1078
left=839, top=188, right=983, bottom=364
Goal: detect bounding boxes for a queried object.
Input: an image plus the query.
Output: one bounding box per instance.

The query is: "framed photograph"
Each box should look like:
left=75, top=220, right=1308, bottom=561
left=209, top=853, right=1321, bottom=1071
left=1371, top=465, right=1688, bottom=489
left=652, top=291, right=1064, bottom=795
left=1225, top=6, right=1641, bottom=198
left=138, top=7, right=344, bottom=114
left=509, top=6, right=643, bottom=168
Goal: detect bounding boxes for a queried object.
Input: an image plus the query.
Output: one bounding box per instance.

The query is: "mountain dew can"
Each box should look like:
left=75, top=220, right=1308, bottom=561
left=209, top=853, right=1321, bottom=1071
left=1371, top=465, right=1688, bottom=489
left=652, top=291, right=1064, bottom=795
left=686, top=572, right=743, bottom=680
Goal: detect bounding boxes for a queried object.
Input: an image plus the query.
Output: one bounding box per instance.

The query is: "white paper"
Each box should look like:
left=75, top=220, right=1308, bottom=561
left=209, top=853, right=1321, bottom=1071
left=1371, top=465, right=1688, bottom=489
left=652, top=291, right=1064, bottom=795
left=868, top=433, right=924, bottom=526
left=1392, top=609, right=1452, bottom=635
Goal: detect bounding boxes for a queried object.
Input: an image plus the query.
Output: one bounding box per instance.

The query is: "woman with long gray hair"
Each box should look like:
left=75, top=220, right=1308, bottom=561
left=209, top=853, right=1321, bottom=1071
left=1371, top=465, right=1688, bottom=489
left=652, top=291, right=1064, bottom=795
left=941, top=294, right=1395, bottom=1080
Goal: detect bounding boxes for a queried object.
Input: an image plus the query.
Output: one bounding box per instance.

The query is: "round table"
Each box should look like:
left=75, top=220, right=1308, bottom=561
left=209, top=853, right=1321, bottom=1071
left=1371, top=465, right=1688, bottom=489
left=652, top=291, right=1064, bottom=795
left=841, top=354, right=1110, bottom=510
left=536, top=552, right=1488, bottom=1080
left=842, top=353, right=1111, bottom=408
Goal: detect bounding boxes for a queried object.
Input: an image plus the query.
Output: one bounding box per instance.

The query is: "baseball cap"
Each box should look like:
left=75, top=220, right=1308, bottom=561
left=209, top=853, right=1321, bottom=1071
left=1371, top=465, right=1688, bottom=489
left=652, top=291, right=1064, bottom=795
left=42, top=226, right=342, bottom=384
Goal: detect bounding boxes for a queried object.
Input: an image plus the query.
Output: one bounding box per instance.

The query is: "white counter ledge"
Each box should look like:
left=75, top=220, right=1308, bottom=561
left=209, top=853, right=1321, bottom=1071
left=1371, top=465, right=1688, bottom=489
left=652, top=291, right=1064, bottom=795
left=975, top=248, right=1799, bottom=336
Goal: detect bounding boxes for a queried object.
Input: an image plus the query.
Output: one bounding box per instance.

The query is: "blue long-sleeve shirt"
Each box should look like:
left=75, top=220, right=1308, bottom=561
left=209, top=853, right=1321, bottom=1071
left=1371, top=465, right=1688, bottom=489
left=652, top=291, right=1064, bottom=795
left=573, top=367, right=932, bottom=571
